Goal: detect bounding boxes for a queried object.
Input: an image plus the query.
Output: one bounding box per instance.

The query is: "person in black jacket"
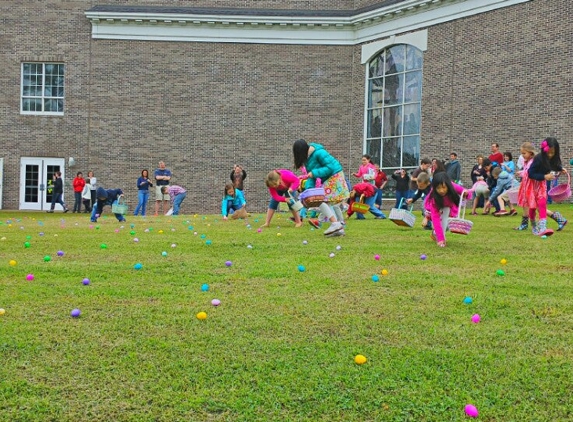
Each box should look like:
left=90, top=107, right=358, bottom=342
left=90, top=187, right=126, bottom=223
left=46, top=171, right=69, bottom=213
left=391, top=169, right=411, bottom=210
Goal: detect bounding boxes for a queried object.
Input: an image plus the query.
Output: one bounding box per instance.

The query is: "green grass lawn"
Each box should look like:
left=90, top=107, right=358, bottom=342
left=1, top=206, right=572, bottom=421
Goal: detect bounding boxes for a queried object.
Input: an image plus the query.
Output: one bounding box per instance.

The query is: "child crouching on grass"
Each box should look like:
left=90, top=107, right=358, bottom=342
left=406, top=172, right=432, bottom=229
left=261, top=169, right=303, bottom=228
left=222, top=183, right=247, bottom=220
left=160, top=185, right=187, bottom=216
left=346, top=182, right=386, bottom=220
left=426, top=173, right=471, bottom=248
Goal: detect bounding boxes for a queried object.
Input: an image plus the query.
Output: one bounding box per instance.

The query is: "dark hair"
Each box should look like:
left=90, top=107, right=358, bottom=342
left=432, top=158, right=447, bottom=174
left=503, top=152, right=513, bottom=161
left=420, top=158, right=432, bottom=165
left=293, top=139, right=310, bottom=170
left=450, top=152, right=458, bottom=158
left=539, top=137, right=562, bottom=170
left=76, top=171, right=83, bottom=177
left=362, top=154, right=371, bottom=162
left=482, top=158, right=492, bottom=168
left=429, top=172, right=460, bottom=210
left=224, top=182, right=235, bottom=197
left=141, top=169, right=149, bottom=177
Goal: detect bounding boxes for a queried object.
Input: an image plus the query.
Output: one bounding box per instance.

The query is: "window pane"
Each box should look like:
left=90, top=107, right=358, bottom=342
left=21, top=62, right=64, bottom=113
left=384, top=73, right=403, bottom=105
left=366, top=139, right=381, bottom=167
left=403, top=136, right=420, bottom=167
left=369, top=79, right=384, bottom=108
left=368, top=109, right=382, bottom=138
left=405, top=71, right=422, bottom=103
left=383, top=106, right=402, bottom=137
left=385, top=45, right=405, bottom=75
left=403, top=103, right=421, bottom=135
left=382, top=138, right=401, bottom=168
left=406, top=45, right=423, bottom=71
left=369, top=55, right=384, bottom=78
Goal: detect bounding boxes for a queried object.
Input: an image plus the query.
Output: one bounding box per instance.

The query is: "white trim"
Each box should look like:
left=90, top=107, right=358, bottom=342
left=85, top=0, right=531, bottom=45
left=361, top=30, right=427, bottom=64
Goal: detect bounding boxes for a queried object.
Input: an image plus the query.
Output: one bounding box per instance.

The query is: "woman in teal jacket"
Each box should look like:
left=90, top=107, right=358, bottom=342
left=293, top=139, right=350, bottom=236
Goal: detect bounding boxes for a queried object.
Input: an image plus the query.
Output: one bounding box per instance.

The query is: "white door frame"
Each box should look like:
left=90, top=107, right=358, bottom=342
left=0, top=158, right=3, bottom=209
left=19, top=157, right=65, bottom=211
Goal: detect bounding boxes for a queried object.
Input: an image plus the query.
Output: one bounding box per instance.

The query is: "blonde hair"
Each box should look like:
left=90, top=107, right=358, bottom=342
left=265, top=170, right=281, bottom=188
left=417, top=172, right=430, bottom=185
left=521, top=142, right=535, bottom=155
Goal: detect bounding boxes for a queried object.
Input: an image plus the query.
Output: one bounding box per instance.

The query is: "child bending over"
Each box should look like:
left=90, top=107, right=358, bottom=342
left=261, top=169, right=303, bottom=228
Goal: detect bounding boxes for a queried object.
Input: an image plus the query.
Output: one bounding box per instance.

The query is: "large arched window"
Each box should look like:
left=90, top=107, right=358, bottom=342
left=366, top=44, right=423, bottom=196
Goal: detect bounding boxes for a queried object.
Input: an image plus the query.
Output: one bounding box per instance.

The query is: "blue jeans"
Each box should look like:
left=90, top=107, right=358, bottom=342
left=356, top=195, right=386, bottom=219
left=134, top=190, right=149, bottom=216
left=269, top=189, right=292, bottom=211
left=224, top=199, right=241, bottom=216
left=395, top=190, right=409, bottom=209
left=91, top=199, right=125, bottom=222
left=50, top=193, right=66, bottom=210
left=172, top=192, right=187, bottom=215
left=374, top=188, right=383, bottom=208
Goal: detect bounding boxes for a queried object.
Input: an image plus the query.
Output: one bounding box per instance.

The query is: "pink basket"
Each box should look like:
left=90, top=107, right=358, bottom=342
left=548, top=173, right=571, bottom=203
left=506, top=187, right=520, bottom=205
left=448, top=195, right=473, bottom=235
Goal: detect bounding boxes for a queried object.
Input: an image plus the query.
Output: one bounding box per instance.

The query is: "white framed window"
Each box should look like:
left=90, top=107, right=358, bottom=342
left=21, top=63, right=65, bottom=115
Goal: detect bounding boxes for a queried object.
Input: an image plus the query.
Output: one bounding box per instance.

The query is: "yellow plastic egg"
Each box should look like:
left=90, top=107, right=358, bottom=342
left=354, top=354, right=367, bottom=365
left=381, top=269, right=388, bottom=276
left=9, top=260, right=17, bottom=266
left=196, top=312, right=207, bottom=320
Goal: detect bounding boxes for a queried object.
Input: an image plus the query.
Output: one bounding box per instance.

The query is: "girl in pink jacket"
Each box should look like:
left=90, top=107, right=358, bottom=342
left=261, top=169, right=303, bottom=228
left=425, top=172, right=470, bottom=247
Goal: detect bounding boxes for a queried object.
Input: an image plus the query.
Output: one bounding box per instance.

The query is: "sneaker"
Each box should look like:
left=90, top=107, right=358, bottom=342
left=323, top=222, right=343, bottom=235
left=326, top=229, right=345, bottom=237
left=558, top=219, right=568, bottom=231
left=494, top=210, right=509, bottom=217
left=308, top=219, right=321, bottom=229
left=64, top=208, right=69, bottom=213
left=509, top=209, right=518, bottom=216
left=46, top=210, right=54, bottom=213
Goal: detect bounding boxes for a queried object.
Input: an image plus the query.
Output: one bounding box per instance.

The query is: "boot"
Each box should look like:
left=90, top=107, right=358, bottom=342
left=514, top=216, right=528, bottom=231
left=535, top=219, right=554, bottom=237
left=550, top=211, right=568, bottom=231
left=530, top=219, right=538, bottom=235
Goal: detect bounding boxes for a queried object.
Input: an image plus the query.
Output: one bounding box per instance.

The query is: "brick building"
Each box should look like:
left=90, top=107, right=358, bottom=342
left=0, top=0, right=571, bottom=212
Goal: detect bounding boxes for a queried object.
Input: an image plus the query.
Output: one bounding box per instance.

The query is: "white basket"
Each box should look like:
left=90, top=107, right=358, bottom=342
left=389, top=198, right=416, bottom=227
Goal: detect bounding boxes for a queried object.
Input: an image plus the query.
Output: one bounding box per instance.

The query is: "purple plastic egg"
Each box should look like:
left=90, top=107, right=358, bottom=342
left=70, top=308, right=81, bottom=318
left=211, top=299, right=221, bottom=306
left=82, top=278, right=90, bottom=285
left=57, top=250, right=64, bottom=257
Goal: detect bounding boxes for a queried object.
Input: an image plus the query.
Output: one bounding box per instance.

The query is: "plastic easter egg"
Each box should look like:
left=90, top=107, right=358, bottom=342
left=205, top=240, right=212, bottom=245
left=464, top=404, right=479, bottom=418
left=95, top=214, right=100, bottom=218
left=329, top=253, right=335, bottom=258
left=463, top=296, right=473, bottom=304
left=188, top=226, right=194, bottom=230
left=26, top=274, right=34, bottom=281
left=82, top=278, right=90, bottom=285
left=130, top=230, right=136, bottom=235
left=162, top=251, right=167, bottom=257
left=130, top=224, right=135, bottom=229
left=9, top=260, right=17, bottom=266
left=0, top=308, right=5, bottom=315
left=211, top=299, right=221, bottom=307
left=201, top=283, right=209, bottom=292
left=257, top=228, right=262, bottom=233
left=95, top=226, right=100, bottom=230
left=39, top=232, right=44, bottom=236
left=43, top=255, right=51, bottom=262
left=500, top=258, right=507, bottom=265
left=200, top=234, right=206, bottom=239
left=354, top=354, right=367, bottom=365
left=134, top=263, right=142, bottom=270
left=100, top=244, right=107, bottom=249
left=171, top=243, right=177, bottom=248
left=247, top=244, right=253, bottom=249
left=420, top=254, right=427, bottom=260
left=336, top=245, right=341, bottom=250
left=302, top=240, right=308, bottom=245
left=70, top=308, right=81, bottom=318
left=133, top=238, right=139, bottom=242
left=298, top=265, right=305, bottom=272
left=374, top=254, right=380, bottom=261
left=277, top=233, right=282, bottom=237
left=56, top=250, right=65, bottom=256
left=225, top=261, right=232, bottom=267
left=372, top=275, right=379, bottom=282
left=496, top=269, right=505, bottom=276
left=471, top=314, right=481, bottom=324
left=24, top=241, right=31, bottom=248
left=196, top=311, right=207, bottom=320
left=541, top=235, right=547, bottom=239
left=381, top=269, right=388, bottom=276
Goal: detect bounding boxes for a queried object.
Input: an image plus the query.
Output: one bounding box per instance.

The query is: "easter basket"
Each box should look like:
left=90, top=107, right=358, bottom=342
left=389, top=198, right=416, bottom=227
left=506, top=186, right=520, bottom=205
left=548, top=173, right=571, bottom=203
left=299, top=187, right=326, bottom=208
left=287, top=191, right=304, bottom=212
left=111, top=197, right=128, bottom=215
left=448, top=195, right=473, bottom=235
left=351, top=195, right=370, bottom=214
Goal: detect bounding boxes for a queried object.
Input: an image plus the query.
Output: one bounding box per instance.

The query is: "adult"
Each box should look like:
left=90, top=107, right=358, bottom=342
left=409, top=158, right=431, bottom=194
left=46, top=171, right=69, bottom=213
left=489, top=143, right=504, bottom=167
left=293, top=139, right=350, bottom=237
left=154, top=161, right=172, bottom=216
left=445, top=152, right=461, bottom=183
left=90, top=187, right=126, bottom=223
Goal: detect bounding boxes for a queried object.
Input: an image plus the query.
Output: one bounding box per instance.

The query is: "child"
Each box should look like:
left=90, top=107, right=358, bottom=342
left=46, top=171, right=69, bottom=213
left=481, top=158, right=499, bottom=214
left=406, top=172, right=432, bottom=229
left=72, top=172, right=86, bottom=213
left=261, top=169, right=303, bottom=228
left=222, top=183, right=247, bottom=220
left=293, top=139, right=350, bottom=236
left=425, top=172, right=470, bottom=247
left=134, top=169, right=153, bottom=216
left=230, top=164, right=247, bottom=193
left=487, top=167, right=517, bottom=216
left=500, top=152, right=516, bottom=177
left=346, top=182, right=386, bottom=220
left=391, top=169, right=410, bottom=209
left=525, top=137, right=567, bottom=236
left=160, top=185, right=187, bottom=216
left=90, top=187, right=125, bottom=223
left=81, top=182, right=92, bottom=213
left=352, top=154, right=376, bottom=185
left=373, top=164, right=388, bottom=209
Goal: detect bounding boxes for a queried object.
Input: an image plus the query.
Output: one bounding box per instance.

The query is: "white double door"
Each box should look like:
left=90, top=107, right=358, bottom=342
left=20, top=157, right=65, bottom=211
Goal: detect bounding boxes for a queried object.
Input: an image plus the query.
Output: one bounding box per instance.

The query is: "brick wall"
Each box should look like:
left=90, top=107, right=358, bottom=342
left=0, top=0, right=570, bottom=212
